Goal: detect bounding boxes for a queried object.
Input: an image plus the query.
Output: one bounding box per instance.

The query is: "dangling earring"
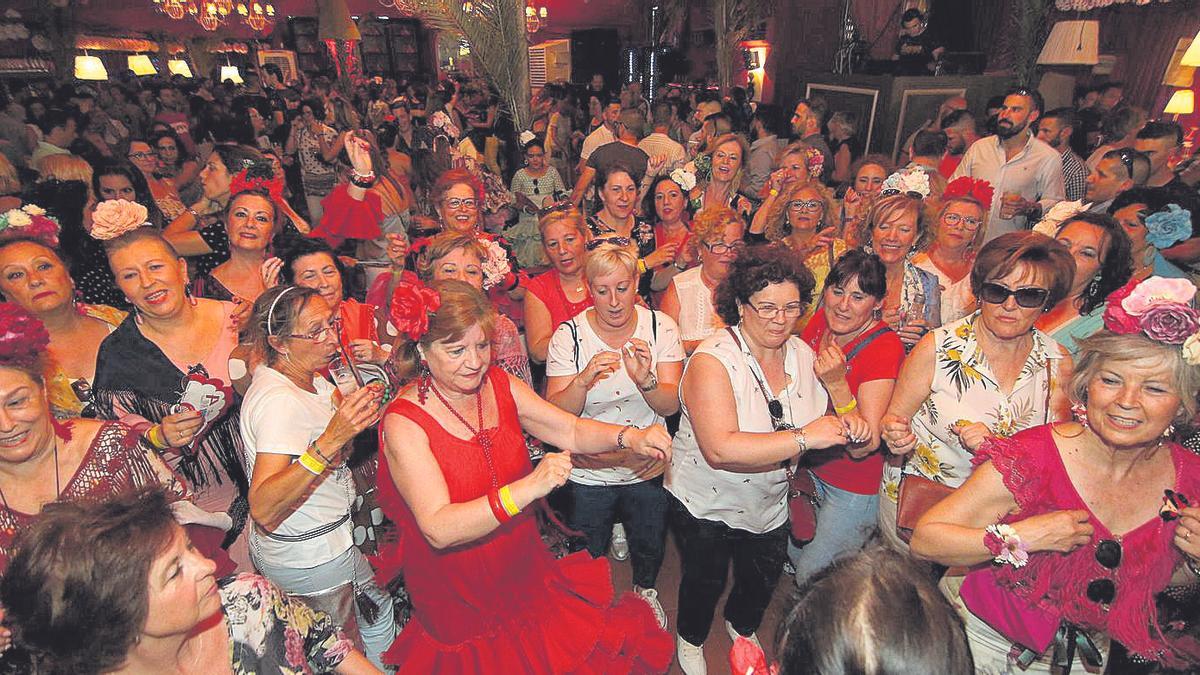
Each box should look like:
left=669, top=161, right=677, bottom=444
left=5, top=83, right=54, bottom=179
left=872, top=307, right=883, bottom=321
left=185, top=286, right=198, bottom=306
left=1164, top=424, right=1176, bottom=439
left=73, top=287, right=87, bottom=316
left=1087, top=274, right=1101, bottom=299
left=1070, top=402, right=1089, bottom=428
left=416, top=359, right=431, bottom=404
left=130, top=303, right=144, bottom=325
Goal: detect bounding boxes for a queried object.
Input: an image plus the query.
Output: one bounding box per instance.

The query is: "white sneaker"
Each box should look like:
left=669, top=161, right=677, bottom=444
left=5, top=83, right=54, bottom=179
left=725, top=619, right=763, bottom=652
left=635, top=586, right=667, bottom=629
left=609, top=523, right=629, bottom=561
left=676, top=634, right=707, bottom=675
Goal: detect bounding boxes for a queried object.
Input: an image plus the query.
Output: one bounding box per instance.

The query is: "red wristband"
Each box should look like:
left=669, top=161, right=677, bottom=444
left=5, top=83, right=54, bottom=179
left=487, top=488, right=510, bottom=523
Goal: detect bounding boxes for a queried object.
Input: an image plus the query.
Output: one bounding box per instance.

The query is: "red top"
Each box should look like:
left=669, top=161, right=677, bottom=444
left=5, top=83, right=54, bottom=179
left=311, top=185, right=385, bottom=248
left=801, top=309, right=904, bottom=494
left=373, top=368, right=672, bottom=673
left=938, top=152, right=964, bottom=179
left=978, top=426, right=1200, bottom=668
left=525, top=269, right=593, bottom=328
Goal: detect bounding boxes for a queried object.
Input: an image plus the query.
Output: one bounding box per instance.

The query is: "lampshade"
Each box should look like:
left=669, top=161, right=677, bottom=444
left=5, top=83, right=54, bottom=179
left=74, top=55, right=108, bottom=81
left=1182, top=30, right=1200, bottom=67
left=1164, top=89, right=1195, bottom=115
left=128, top=54, right=157, bottom=76
left=1037, top=20, right=1100, bottom=66
left=168, top=59, right=193, bottom=78
left=220, top=65, right=243, bottom=84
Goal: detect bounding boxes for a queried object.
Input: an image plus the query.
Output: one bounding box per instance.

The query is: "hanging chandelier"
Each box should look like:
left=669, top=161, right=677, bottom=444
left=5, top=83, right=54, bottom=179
left=525, top=3, right=547, bottom=33
left=151, top=0, right=275, bottom=32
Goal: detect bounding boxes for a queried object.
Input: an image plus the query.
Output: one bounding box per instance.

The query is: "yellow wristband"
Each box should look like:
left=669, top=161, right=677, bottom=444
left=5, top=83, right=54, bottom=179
left=298, top=452, right=327, bottom=475
left=769, top=188, right=779, bottom=196
left=834, top=398, right=859, bottom=415
left=147, top=424, right=169, bottom=449
left=498, top=485, right=520, bottom=517
left=637, top=258, right=649, bottom=275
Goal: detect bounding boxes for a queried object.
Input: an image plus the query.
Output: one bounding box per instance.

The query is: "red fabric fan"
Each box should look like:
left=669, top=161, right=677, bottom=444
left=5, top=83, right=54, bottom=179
left=309, top=185, right=385, bottom=247
left=942, top=176, right=995, bottom=210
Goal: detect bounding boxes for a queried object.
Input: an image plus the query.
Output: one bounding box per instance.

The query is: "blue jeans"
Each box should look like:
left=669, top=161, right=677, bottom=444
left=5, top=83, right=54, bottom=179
left=788, top=473, right=879, bottom=586
left=566, top=476, right=669, bottom=589
left=254, top=546, right=395, bottom=670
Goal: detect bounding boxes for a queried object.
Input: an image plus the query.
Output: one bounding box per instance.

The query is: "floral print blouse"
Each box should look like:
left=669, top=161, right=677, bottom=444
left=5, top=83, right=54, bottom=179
left=222, top=573, right=354, bottom=674
left=882, top=312, right=1065, bottom=502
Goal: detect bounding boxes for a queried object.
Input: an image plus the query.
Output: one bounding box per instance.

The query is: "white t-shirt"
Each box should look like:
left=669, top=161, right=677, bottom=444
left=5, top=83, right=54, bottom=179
left=240, top=366, right=355, bottom=569
left=547, top=305, right=684, bottom=486
left=665, top=327, right=828, bottom=533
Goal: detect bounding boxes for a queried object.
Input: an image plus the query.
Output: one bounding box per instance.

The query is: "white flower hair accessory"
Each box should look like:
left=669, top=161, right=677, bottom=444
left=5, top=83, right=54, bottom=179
left=480, top=238, right=512, bottom=290
left=519, top=130, right=537, bottom=146
left=669, top=168, right=697, bottom=192
left=1032, top=200, right=1091, bottom=237
left=879, top=168, right=931, bottom=200
left=90, top=199, right=149, bottom=241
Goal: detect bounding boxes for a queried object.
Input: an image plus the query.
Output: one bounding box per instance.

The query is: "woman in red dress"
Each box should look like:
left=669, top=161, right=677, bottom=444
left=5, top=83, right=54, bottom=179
left=376, top=279, right=674, bottom=673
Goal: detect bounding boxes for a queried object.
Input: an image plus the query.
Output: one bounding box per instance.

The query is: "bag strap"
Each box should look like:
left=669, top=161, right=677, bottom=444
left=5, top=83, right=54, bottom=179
left=842, top=324, right=892, bottom=363
left=725, top=327, right=796, bottom=479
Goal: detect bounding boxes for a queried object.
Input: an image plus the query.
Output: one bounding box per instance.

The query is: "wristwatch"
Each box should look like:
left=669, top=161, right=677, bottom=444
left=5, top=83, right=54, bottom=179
left=638, top=372, right=659, bottom=393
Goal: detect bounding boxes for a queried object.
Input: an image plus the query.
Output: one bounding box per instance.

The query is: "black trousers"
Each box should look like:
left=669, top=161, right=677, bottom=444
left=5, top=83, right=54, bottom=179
left=670, top=496, right=788, bottom=646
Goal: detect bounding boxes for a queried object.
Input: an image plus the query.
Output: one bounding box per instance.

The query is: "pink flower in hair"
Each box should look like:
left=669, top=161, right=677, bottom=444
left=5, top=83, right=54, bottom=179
left=91, top=199, right=149, bottom=240
left=1122, top=277, right=1197, bottom=316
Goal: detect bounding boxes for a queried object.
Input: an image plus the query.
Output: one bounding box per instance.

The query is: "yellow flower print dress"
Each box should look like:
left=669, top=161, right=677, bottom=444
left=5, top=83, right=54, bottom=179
left=880, top=312, right=1065, bottom=502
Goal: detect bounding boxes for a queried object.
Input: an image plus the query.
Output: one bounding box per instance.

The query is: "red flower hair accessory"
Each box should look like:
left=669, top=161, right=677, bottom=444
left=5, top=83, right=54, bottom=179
left=942, top=177, right=995, bottom=210
left=0, top=204, right=60, bottom=248
left=389, top=280, right=442, bottom=341
left=0, top=302, right=50, bottom=370
left=229, top=165, right=285, bottom=206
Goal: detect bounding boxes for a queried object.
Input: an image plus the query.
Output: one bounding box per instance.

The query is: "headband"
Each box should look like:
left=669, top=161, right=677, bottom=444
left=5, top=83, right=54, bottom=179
left=266, top=286, right=298, bottom=336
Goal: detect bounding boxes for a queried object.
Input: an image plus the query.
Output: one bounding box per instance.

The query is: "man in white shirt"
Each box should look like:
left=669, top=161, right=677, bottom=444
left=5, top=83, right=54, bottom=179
left=950, top=87, right=1065, bottom=242
left=638, top=100, right=687, bottom=177
left=579, top=96, right=621, bottom=168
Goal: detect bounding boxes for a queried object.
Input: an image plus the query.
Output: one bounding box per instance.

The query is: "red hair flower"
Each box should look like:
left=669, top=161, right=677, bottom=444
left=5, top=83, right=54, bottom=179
left=1101, top=278, right=1142, bottom=335
left=0, top=302, right=50, bottom=370
left=942, top=177, right=995, bottom=211
left=389, top=281, right=441, bottom=341
left=229, top=166, right=285, bottom=206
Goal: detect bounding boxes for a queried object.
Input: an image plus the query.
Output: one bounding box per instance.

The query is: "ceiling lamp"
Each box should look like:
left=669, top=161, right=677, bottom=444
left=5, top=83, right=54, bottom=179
left=75, top=54, right=108, bottom=81
left=168, top=58, right=194, bottom=77
left=220, top=64, right=243, bottom=84
left=161, top=0, right=187, bottom=19
left=236, top=1, right=275, bottom=31
left=128, top=54, right=157, bottom=76
left=1182, top=30, right=1200, bottom=67
left=525, top=3, right=547, bottom=33
left=1037, top=20, right=1099, bottom=66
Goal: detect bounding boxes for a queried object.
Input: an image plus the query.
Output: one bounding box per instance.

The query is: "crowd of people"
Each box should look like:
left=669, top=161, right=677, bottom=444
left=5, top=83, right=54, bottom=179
left=0, top=59, right=1197, bottom=675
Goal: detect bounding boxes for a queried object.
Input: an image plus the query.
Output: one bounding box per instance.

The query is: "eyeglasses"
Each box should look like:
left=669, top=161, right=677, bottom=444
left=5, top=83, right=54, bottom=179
left=746, top=302, right=805, bottom=320
left=978, top=282, right=1049, bottom=309
left=443, top=198, right=477, bottom=209
left=880, top=188, right=926, bottom=199
left=787, top=199, right=823, bottom=212
left=286, top=320, right=339, bottom=341
left=586, top=236, right=631, bottom=251
left=1086, top=539, right=1121, bottom=606
left=703, top=240, right=746, bottom=255
left=942, top=213, right=982, bottom=230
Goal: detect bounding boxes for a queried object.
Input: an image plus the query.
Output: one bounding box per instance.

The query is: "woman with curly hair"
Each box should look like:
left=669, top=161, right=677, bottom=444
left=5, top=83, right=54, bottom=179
left=748, top=180, right=845, bottom=331
left=1036, top=212, right=1134, bottom=355
left=660, top=207, right=744, bottom=354
left=666, top=245, right=868, bottom=674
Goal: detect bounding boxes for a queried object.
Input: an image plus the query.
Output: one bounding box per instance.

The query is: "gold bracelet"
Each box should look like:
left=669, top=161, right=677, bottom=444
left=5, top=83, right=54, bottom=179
left=297, top=452, right=327, bottom=475
left=768, top=188, right=779, bottom=196
left=834, top=398, right=859, bottom=415
left=498, top=485, right=520, bottom=517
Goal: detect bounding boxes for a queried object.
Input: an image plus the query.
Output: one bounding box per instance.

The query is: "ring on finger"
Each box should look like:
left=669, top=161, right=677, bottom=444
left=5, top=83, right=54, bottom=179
left=1186, top=529, right=1193, bottom=541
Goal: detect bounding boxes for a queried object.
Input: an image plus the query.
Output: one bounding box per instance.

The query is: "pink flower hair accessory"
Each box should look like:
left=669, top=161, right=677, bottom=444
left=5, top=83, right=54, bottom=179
left=0, top=302, right=50, bottom=370
left=1103, top=276, right=1200, bottom=358
left=90, top=199, right=149, bottom=240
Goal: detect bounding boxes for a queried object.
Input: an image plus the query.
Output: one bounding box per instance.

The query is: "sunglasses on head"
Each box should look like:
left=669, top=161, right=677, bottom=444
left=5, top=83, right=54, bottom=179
left=880, top=188, right=926, bottom=200
left=1114, top=147, right=1138, bottom=179
left=979, top=282, right=1049, bottom=309
left=586, top=236, right=631, bottom=251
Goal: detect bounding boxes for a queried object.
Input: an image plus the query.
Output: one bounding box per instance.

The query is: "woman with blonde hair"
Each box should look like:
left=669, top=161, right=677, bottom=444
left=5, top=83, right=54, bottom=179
left=36, top=153, right=94, bottom=198
left=524, top=207, right=593, bottom=363
left=911, top=176, right=993, bottom=325
left=692, top=133, right=754, bottom=217
left=838, top=154, right=892, bottom=246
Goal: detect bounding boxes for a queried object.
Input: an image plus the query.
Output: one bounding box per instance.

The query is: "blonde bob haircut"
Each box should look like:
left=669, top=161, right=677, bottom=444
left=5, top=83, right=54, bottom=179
left=537, top=206, right=588, bottom=239
left=38, top=153, right=94, bottom=193
left=583, top=242, right=639, bottom=284
left=692, top=206, right=746, bottom=245
left=1071, top=330, right=1200, bottom=425
left=858, top=193, right=932, bottom=254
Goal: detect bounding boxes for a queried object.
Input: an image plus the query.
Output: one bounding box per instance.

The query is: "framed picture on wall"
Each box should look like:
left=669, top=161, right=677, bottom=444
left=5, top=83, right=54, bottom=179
left=805, top=83, right=880, bottom=153
left=894, top=87, right=967, bottom=161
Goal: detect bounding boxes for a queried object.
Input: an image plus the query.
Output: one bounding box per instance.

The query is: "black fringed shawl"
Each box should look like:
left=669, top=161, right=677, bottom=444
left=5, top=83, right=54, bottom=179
left=92, top=316, right=249, bottom=544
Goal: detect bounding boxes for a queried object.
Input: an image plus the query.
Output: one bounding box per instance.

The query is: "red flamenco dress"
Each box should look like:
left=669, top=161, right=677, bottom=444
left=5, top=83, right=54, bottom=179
left=374, top=367, right=672, bottom=673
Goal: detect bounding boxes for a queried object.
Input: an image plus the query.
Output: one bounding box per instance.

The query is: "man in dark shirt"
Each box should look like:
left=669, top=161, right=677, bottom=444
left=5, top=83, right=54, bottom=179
left=791, top=96, right=832, bottom=184
left=570, top=108, right=650, bottom=206
left=894, top=9, right=944, bottom=75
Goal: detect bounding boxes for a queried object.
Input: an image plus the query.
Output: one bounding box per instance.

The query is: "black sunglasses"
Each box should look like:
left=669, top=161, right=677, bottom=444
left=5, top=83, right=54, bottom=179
left=979, top=282, right=1049, bottom=309
left=1114, top=147, right=1138, bottom=180
left=1086, top=539, right=1121, bottom=605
